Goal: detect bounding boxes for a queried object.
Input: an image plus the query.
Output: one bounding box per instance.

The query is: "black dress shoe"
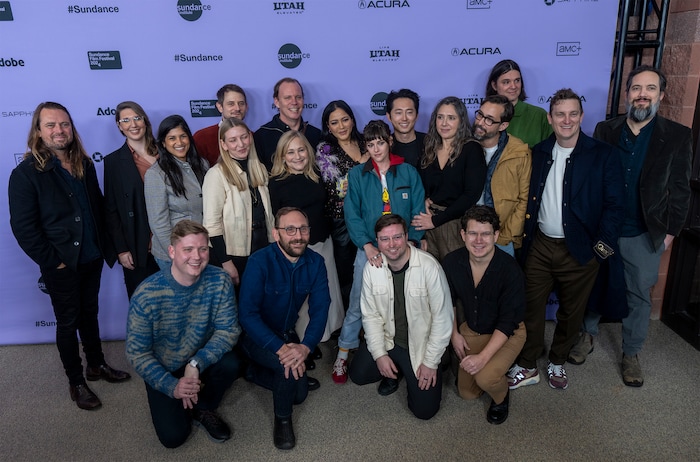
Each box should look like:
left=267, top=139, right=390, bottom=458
left=70, top=383, right=102, bottom=410
left=86, top=364, right=131, bottom=383
left=305, top=358, right=316, bottom=370
left=312, top=346, right=322, bottom=360
left=486, top=390, right=509, bottom=425
left=307, top=376, right=320, bottom=391
left=273, top=416, right=296, bottom=450
left=191, top=409, right=231, bottom=442
left=378, top=377, right=400, bottom=396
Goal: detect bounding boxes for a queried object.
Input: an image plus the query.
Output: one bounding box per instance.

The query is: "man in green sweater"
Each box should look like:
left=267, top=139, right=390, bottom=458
left=127, top=220, right=242, bottom=448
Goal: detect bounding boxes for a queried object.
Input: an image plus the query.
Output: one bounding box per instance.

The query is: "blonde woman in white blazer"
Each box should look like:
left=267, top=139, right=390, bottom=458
left=202, top=118, right=274, bottom=288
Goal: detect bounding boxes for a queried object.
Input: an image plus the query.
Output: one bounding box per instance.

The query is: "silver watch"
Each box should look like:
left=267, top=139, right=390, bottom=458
left=188, top=359, right=199, bottom=371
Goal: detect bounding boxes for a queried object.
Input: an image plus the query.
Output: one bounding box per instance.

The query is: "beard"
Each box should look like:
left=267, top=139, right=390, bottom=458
left=627, top=98, right=660, bottom=123
left=278, top=238, right=308, bottom=258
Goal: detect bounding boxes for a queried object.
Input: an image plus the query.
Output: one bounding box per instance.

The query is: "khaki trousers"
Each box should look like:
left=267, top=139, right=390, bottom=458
left=457, top=322, right=526, bottom=404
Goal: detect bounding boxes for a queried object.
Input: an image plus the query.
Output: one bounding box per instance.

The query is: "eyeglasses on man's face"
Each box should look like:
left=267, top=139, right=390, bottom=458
left=377, top=233, right=406, bottom=244
left=474, top=110, right=501, bottom=127
left=277, top=226, right=311, bottom=236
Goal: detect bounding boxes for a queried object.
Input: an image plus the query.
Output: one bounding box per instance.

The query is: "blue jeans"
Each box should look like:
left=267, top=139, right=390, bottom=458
left=145, top=349, right=242, bottom=448
left=337, top=249, right=368, bottom=350
left=241, top=333, right=308, bottom=418
left=583, top=232, right=663, bottom=356
left=496, top=242, right=515, bottom=257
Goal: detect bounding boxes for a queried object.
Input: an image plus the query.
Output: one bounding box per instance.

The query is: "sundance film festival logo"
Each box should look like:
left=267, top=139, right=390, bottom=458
left=190, top=100, right=220, bottom=118
left=358, top=1, right=410, bottom=9
left=14, top=153, right=24, bottom=166
left=557, top=42, right=582, bottom=56
left=177, top=0, right=211, bottom=21
left=274, top=2, right=305, bottom=14
left=87, top=51, right=122, bottom=69
left=278, top=43, right=309, bottom=69
left=92, top=152, right=104, bottom=162
left=370, top=46, right=400, bottom=62
left=370, top=92, right=388, bottom=116
left=451, top=47, right=501, bottom=57
left=0, top=1, right=14, bottom=20
left=467, top=0, right=492, bottom=9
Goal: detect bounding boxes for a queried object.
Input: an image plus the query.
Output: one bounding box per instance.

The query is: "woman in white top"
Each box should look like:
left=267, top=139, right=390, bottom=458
left=202, top=117, right=274, bottom=288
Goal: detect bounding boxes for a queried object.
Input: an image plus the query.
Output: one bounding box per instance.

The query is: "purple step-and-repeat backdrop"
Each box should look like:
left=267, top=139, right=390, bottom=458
left=0, top=0, right=618, bottom=345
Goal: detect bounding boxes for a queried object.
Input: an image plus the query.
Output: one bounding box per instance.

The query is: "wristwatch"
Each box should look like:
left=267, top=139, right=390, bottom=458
left=188, top=358, right=199, bottom=371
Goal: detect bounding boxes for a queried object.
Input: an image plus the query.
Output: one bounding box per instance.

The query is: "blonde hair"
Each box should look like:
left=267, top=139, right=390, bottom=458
left=270, top=130, right=319, bottom=182
left=217, top=118, right=268, bottom=191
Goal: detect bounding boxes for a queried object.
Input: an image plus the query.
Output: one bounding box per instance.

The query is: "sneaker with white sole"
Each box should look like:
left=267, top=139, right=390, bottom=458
left=332, top=358, right=347, bottom=384
left=547, top=362, right=568, bottom=389
left=507, top=364, right=540, bottom=389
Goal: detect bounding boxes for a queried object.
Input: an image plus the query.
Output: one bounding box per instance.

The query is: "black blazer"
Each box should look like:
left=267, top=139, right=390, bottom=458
left=522, top=132, right=625, bottom=266
left=593, top=116, right=693, bottom=251
left=9, top=155, right=112, bottom=271
left=103, top=142, right=152, bottom=268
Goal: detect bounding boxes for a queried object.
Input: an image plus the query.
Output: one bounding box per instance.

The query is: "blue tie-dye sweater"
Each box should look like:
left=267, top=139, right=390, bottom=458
left=126, top=265, right=240, bottom=397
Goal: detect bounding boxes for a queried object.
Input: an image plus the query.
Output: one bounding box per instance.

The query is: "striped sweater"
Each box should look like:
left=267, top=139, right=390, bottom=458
left=126, top=265, right=240, bottom=397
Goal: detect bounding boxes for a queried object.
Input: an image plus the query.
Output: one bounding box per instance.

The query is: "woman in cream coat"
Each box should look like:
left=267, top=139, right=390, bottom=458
left=202, top=118, right=274, bottom=289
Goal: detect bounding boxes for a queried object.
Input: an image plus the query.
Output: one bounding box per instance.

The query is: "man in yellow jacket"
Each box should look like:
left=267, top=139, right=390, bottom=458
left=473, top=95, right=531, bottom=257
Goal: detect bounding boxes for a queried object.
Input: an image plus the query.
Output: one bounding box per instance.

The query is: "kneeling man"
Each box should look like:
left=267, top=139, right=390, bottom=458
left=127, top=220, right=242, bottom=448
left=442, top=206, right=526, bottom=424
left=349, top=214, right=453, bottom=420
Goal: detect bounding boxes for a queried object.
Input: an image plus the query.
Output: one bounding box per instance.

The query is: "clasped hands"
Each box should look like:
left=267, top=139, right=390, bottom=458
left=173, top=363, right=201, bottom=409
left=277, top=343, right=310, bottom=380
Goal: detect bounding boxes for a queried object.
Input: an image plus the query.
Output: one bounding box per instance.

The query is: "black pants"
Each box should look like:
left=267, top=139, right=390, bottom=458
left=41, top=258, right=105, bottom=385
left=145, top=349, right=242, bottom=448
left=349, top=341, right=443, bottom=420
left=123, top=253, right=160, bottom=299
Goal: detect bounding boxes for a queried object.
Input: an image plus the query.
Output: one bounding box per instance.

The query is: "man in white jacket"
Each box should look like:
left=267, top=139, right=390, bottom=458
left=348, top=214, right=453, bottom=420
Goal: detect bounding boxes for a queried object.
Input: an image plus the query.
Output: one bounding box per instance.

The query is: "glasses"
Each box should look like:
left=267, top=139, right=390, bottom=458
left=377, top=233, right=405, bottom=244
left=118, top=116, right=144, bottom=124
left=277, top=226, right=311, bottom=236
left=474, top=110, right=501, bottom=127
left=465, top=231, right=495, bottom=239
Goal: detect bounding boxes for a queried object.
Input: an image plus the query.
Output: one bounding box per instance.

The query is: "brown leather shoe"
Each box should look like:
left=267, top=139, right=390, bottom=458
left=86, top=364, right=131, bottom=383
left=70, top=383, right=102, bottom=410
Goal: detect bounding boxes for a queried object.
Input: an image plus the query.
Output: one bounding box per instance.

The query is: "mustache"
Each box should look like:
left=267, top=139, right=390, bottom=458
left=290, top=239, right=307, bottom=245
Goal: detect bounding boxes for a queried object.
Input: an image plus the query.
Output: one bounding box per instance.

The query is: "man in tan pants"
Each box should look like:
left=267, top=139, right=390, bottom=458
left=442, top=206, right=526, bottom=424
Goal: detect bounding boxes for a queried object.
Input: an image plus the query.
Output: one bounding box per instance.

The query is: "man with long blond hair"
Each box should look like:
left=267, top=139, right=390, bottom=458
left=9, top=102, right=130, bottom=411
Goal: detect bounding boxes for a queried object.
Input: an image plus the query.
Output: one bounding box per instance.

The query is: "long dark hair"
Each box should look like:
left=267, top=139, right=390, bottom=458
left=485, top=59, right=528, bottom=102
left=320, top=100, right=364, bottom=150
left=422, top=97, right=472, bottom=169
left=156, top=115, right=207, bottom=198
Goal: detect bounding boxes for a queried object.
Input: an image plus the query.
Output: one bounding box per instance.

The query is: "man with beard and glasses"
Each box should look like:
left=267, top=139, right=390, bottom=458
left=238, top=207, right=330, bottom=450
left=568, top=65, right=693, bottom=387
left=472, top=95, right=531, bottom=257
